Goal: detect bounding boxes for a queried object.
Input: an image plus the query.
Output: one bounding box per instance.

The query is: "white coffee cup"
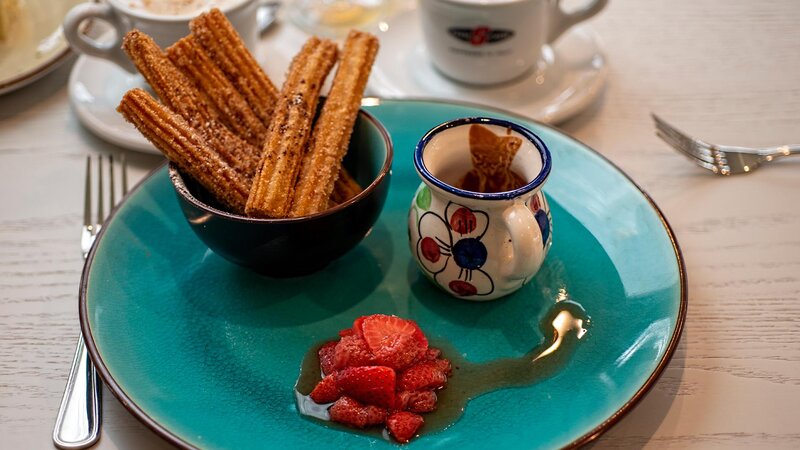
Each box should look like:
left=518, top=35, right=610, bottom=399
left=63, top=0, right=268, bottom=73
left=418, top=0, right=608, bottom=85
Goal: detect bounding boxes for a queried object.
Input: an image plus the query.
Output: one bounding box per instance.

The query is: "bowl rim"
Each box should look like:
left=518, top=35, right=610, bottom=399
left=168, top=108, right=393, bottom=223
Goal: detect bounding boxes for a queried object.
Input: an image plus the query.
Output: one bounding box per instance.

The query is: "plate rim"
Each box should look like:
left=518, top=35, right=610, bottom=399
left=0, top=43, right=73, bottom=96
left=0, top=0, right=91, bottom=96
left=79, top=97, right=687, bottom=450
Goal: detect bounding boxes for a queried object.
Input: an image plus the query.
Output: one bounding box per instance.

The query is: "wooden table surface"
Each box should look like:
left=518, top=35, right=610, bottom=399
left=2, top=0, right=799, bottom=448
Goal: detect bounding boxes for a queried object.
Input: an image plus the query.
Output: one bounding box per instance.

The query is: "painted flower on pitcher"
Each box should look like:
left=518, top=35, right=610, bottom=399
left=415, top=201, right=494, bottom=297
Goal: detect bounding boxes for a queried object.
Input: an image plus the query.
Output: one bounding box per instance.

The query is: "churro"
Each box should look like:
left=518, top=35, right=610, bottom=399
left=190, top=8, right=279, bottom=127
left=458, top=124, right=526, bottom=193
left=117, top=88, right=250, bottom=213
left=122, top=30, right=215, bottom=125
left=167, top=36, right=268, bottom=146
left=122, top=30, right=261, bottom=178
left=245, top=37, right=339, bottom=218
left=330, top=167, right=363, bottom=205
left=288, top=31, right=378, bottom=217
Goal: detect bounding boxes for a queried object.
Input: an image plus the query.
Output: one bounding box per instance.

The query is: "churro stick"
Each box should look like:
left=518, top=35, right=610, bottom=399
left=245, top=37, right=338, bottom=218
left=190, top=8, right=279, bottom=127
left=117, top=89, right=250, bottom=213
left=330, top=167, right=363, bottom=205
left=122, top=30, right=261, bottom=179
left=289, top=31, right=378, bottom=217
left=122, top=30, right=217, bottom=125
left=166, top=36, right=268, bottom=146
left=459, top=124, right=525, bottom=193
left=326, top=169, right=362, bottom=208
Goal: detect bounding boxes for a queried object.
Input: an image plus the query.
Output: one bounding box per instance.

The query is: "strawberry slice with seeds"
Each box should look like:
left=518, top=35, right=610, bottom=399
left=406, top=390, right=437, bottom=413
left=386, top=411, right=424, bottom=443
left=433, top=358, right=452, bottom=376
left=359, top=314, right=428, bottom=353
left=351, top=316, right=367, bottom=337
left=329, top=396, right=387, bottom=428
left=309, top=374, right=341, bottom=404
left=318, top=341, right=337, bottom=376
left=395, top=390, right=437, bottom=413
left=336, top=366, right=396, bottom=408
left=333, top=335, right=375, bottom=370
left=423, top=347, right=441, bottom=361
left=373, top=333, right=424, bottom=371
left=398, top=361, right=448, bottom=391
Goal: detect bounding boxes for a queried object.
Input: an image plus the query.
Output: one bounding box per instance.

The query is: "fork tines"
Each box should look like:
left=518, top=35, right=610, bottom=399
left=651, top=114, right=729, bottom=175
left=85, top=154, right=129, bottom=237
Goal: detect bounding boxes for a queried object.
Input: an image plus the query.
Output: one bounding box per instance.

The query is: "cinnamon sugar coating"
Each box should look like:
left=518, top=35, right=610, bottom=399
left=330, top=167, right=363, bottom=205
left=245, top=37, right=339, bottom=218
left=167, top=36, right=268, bottom=147
left=122, top=30, right=261, bottom=179
left=289, top=30, right=378, bottom=217
left=117, top=88, right=250, bottom=213
left=190, top=8, right=279, bottom=127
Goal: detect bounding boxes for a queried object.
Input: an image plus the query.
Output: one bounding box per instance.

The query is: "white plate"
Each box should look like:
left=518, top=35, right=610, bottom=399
left=0, top=0, right=84, bottom=95
left=369, top=9, right=608, bottom=124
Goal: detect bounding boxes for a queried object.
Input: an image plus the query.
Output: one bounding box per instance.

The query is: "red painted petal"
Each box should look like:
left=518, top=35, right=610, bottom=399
left=449, top=280, right=478, bottom=296
left=449, top=207, right=477, bottom=235
left=420, top=237, right=441, bottom=263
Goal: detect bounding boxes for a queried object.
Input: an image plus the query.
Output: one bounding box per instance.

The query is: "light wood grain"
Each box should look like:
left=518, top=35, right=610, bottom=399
left=1, top=0, right=800, bottom=448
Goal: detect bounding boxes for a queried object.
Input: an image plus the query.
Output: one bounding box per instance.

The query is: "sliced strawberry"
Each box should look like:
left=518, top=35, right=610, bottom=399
left=398, top=361, right=448, bottom=391
left=386, top=411, right=424, bottom=443
left=407, top=390, right=437, bottom=413
left=351, top=316, right=367, bottom=337
left=333, top=335, right=375, bottom=370
left=362, top=403, right=388, bottom=425
left=360, top=314, right=428, bottom=353
left=318, top=341, right=338, bottom=376
left=309, top=374, right=341, bottom=404
left=373, top=333, right=424, bottom=371
left=338, top=327, right=355, bottom=337
left=433, top=358, right=452, bottom=376
left=329, top=396, right=387, bottom=428
left=395, top=390, right=437, bottom=413
left=413, top=347, right=442, bottom=365
left=336, top=366, right=396, bottom=408
left=394, top=390, right=411, bottom=411
left=424, top=347, right=441, bottom=361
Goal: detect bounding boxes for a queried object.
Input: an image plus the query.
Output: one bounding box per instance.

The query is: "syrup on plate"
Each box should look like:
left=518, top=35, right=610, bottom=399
left=295, top=299, right=590, bottom=439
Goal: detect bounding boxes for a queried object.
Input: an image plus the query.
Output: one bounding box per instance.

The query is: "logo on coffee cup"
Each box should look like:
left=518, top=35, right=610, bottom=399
left=448, top=26, right=514, bottom=46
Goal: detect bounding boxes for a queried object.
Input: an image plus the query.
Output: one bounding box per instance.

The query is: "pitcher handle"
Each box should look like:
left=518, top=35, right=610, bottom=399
left=502, top=202, right=544, bottom=281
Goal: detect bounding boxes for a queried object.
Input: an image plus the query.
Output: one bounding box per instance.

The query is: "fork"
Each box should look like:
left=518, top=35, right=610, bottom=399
left=53, top=155, right=128, bottom=449
left=652, top=113, right=800, bottom=175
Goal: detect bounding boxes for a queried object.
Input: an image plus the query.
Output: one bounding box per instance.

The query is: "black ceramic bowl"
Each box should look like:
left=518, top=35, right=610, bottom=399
left=168, top=109, right=392, bottom=277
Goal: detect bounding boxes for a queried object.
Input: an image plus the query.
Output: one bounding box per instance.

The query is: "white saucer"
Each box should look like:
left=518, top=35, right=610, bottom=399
left=69, top=53, right=156, bottom=152
left=369, top=10, right=607, bottom=124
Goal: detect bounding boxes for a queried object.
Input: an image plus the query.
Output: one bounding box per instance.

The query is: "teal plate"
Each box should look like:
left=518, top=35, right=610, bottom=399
left=80, top=99, right=686, bottom=449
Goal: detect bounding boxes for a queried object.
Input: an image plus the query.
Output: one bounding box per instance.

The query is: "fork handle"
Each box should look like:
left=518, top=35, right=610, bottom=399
left=53, top=336, right=101, bottom=449
left=760, top=144, right=800, bottom=158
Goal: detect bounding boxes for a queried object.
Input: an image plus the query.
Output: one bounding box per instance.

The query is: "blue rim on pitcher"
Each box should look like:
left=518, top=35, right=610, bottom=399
left=414, top=117, right=552, bottom=200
